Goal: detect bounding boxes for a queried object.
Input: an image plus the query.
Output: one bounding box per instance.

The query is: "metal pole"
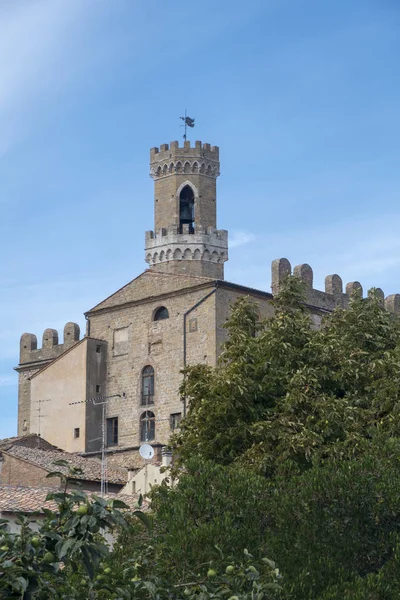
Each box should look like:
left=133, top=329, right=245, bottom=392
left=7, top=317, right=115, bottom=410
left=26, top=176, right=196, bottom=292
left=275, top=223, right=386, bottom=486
left=100, top=402, right=107, bottom=496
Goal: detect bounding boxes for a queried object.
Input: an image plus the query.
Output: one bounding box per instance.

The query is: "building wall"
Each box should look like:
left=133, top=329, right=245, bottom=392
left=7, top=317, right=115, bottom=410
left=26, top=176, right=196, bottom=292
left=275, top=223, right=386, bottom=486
left=87, top=283, right=219, bottom=467
left=0, top=454, right=59, bottom=488
left=16, top=322, right=80, bottom=435
left=0, top=513, right=42, bottom=534
left=215, top=287, right=275, bottom=353
left=30, top=341, right=89, bottom=453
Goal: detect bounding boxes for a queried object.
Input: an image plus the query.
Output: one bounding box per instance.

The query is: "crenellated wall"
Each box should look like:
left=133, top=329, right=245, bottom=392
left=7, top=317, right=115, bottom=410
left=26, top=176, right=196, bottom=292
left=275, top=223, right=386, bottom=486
left=150, top=140, right=220, bottom=179
left=271, top=258, right=400, bottom=314
left=15, top=323, right=81, bottom=436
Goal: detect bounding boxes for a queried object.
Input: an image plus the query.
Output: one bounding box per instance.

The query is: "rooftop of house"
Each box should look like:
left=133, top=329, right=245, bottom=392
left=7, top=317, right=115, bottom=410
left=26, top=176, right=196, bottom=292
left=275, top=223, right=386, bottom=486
left=0, top=485, right=142, bottom=514
left=0, top=434, right=56, bottom=452
left=0, top=442, right=128, bottom=485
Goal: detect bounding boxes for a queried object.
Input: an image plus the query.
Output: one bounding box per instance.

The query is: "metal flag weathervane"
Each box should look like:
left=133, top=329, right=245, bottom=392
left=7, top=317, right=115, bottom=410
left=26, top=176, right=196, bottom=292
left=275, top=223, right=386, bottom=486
left=180, top=109, right=195, bottom=140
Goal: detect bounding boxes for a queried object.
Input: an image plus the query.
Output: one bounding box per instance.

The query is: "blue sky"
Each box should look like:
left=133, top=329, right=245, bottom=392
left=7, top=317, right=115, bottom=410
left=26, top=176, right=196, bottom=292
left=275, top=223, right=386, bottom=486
left=1, top=0, right=400, bottom=438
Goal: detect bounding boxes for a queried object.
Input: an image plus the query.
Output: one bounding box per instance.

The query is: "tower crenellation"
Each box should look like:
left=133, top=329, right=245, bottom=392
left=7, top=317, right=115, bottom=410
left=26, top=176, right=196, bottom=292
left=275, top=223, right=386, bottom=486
left=145, top=140, right=228, bottom=279
left=271, top=257, right=400, bottom=314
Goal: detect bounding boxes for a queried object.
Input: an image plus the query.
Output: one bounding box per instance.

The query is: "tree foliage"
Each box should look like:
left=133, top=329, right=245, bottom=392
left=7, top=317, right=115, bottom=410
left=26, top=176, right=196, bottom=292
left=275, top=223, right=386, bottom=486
left=173, top=278, right=400, bottom=476
left=0, top=464, right=281, bottom=599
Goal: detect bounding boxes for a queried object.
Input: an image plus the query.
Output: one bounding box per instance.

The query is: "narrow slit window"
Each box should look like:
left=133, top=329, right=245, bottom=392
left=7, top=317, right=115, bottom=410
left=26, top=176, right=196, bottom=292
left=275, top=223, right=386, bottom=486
left=179, top=185, right=194, bottom=233
left=141, top=366, right=154, bottom=405
left=107, top=417, right=118, bottom=446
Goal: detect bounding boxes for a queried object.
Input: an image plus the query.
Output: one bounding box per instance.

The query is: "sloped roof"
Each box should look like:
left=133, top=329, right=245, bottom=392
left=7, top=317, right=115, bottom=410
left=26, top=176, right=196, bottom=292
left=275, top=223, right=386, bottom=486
left=3, top=445, right=128, bottom=485
left=87, top=270, right=216, bottom=313
left=0, top=434, right=57, bottom=452
left=0, top=485, right=142, bottom=514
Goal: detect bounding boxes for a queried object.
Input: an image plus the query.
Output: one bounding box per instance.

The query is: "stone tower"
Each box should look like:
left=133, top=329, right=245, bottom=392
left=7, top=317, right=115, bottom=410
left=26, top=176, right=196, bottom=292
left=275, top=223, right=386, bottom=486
left=145, top=140, right=228, bottom=279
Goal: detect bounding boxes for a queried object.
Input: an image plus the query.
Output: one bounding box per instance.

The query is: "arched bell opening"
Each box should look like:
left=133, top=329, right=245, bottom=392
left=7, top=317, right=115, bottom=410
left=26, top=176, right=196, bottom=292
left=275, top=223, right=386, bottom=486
left=179, top=185, right=195, bottom=234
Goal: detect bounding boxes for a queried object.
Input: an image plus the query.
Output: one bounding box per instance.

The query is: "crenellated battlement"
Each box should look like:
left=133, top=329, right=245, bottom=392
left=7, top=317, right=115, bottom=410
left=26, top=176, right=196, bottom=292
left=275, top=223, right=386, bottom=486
left=271, top=258, right=400, bottom=314
left=150, top=140, right=220, bottom=180
left=145, top=225, right=227, bottom=240
left=19, top=322, right=81, bottom=365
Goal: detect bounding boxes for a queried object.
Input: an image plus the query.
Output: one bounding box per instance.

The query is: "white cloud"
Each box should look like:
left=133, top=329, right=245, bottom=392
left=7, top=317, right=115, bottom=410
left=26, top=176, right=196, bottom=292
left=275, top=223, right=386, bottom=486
left=229, top=230, right=256, bottom=249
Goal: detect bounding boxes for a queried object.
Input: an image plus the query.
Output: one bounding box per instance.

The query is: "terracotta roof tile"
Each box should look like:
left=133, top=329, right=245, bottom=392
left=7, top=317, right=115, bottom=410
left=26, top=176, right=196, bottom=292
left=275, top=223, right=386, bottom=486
left=4, top=446, right=128, bottom=485
left=0, top=485, right=142, bottom=514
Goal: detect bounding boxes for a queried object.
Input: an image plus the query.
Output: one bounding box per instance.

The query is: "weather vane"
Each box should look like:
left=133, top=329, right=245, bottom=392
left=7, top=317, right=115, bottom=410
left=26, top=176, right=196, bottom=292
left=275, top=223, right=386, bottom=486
left=180, top=109, right=195, bottom=140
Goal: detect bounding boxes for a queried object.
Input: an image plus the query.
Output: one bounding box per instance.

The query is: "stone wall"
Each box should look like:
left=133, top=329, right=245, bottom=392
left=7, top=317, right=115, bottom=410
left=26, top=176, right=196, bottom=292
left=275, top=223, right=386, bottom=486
left=272, top=258, right=400, bottom=314
left=86, top=282, right=220, bottom=456
left=15, top=323, right=81, bottom=435
left=0, top=454, right=58, bottom=489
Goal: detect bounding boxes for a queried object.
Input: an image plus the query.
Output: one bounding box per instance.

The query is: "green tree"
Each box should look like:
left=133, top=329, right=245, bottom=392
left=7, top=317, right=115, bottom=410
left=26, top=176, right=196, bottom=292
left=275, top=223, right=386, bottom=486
left=173, top=278, right=400, bottom=477
left=0, top=462, right=281, bottom=599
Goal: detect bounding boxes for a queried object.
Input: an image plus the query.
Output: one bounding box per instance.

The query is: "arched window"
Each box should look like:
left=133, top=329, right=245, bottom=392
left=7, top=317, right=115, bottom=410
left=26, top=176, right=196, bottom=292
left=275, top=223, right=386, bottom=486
left=154, top=306, right=169, bottom=321
left=179, top=185, right=194, bottom=233
left=141, top=366, right=154, bottom=405
left=140, top=411, right=155, bottom=441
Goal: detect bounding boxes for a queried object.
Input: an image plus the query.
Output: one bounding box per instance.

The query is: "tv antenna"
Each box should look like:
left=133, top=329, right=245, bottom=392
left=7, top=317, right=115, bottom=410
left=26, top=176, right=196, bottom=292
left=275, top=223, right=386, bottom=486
left=69, top=393, right=124, bottom=496
left=179, top=109, right=195, bottom=140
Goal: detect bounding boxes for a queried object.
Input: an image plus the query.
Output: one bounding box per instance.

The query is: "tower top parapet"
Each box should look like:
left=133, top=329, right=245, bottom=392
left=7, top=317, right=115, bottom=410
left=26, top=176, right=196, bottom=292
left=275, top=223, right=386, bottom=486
left=150, top=141, right=219, bottom=180
left=146, top=140, right=226, bottom=278
left=150, top=140, right=219, bottom=161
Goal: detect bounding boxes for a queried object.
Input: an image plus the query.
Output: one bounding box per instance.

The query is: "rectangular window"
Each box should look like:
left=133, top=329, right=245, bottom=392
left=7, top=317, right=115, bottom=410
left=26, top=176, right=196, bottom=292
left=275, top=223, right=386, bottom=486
left=96, top=385, right=101, bottom=393
left=96, top=345, right=101, bottom=353
left=170, top=413, right=182, bottom=431
left=74, top=427, right=80, bottom=439
left=107, top=417, right=118, bottom=446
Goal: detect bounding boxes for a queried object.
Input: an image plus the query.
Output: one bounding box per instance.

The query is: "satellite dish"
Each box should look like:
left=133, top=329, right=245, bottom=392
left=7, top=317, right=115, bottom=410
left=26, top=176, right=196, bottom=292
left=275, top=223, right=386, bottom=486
left=139, top=444, right=154, bottom=460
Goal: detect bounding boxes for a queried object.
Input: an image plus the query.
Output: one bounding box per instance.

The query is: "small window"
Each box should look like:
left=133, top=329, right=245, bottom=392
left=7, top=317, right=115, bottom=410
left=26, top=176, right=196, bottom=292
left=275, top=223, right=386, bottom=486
left=96, top=345, right=101, bottom=353
left=74, top=427, right=80, bottom=439
left=96, top=385, right=101, bottom=393
left=140, top=411, right=155, bottom=442
left=154, top=306, right=169, bottom=321
left=141, top=366, right=154, bottom=405
left=170, top=413, right=182, bottom=431
left=107, top=417, right=118, bottom=446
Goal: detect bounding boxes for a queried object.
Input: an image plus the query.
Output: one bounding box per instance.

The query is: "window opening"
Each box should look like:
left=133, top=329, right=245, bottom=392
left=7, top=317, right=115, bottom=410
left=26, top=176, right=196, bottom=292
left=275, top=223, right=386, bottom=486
left=170, top=413, right=182, bottom=431
left=107, top=417, right=118, bottom=446
left=96, top=345, right=101, bottom=353
left=179, top=185, right=194, bottom=233
left=74, top=427, right=80, bottom=439
left=154, top=306, right=169, bottom=321
left=96, top=385, right=101, bottom=393
left=140, top=411, right=155, bottom=442
left=141, top=366, right=154, bottom=405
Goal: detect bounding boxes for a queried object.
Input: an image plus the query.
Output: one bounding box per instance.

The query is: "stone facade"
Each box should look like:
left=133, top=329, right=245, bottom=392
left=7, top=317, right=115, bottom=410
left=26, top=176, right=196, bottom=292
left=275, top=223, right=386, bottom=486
left=146, top=141, right=228, bottom=279
left=14, top=140, right=400, bottom=470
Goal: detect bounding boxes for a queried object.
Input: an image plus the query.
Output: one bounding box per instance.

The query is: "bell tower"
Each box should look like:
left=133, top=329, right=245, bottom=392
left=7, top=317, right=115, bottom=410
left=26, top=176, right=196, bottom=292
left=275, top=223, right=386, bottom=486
left=145, top=140, right=228, bottom=279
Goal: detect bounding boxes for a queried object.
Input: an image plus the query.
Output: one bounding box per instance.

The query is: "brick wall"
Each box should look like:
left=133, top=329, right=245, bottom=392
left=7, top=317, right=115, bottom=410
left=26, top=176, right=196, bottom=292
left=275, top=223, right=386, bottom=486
left=0, top=454, right=59, bottom=488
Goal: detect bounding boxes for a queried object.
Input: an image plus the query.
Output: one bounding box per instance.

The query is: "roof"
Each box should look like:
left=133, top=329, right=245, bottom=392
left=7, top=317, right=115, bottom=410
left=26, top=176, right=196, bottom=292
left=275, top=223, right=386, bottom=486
left=0, top=485, right=143, bottom=514
left=2, top=445, right=128, bottom=485
left=87, top=269, right=216, bottom=314
left=0, top=434, right=57, bottom=452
